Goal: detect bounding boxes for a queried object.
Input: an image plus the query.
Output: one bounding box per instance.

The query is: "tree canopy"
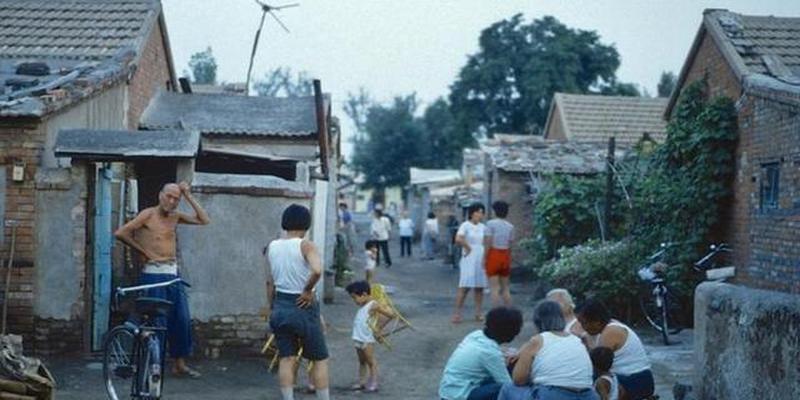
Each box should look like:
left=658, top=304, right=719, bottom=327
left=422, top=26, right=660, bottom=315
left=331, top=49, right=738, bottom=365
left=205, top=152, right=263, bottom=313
left=188, top=47, right=217, bottom=85
left=253, top=67, right=312, bottom=97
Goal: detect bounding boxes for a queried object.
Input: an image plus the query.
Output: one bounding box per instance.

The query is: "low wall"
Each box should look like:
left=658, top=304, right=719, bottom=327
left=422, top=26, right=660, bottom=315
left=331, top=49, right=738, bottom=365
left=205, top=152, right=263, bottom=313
left=694, top=282, right=800, bottom=400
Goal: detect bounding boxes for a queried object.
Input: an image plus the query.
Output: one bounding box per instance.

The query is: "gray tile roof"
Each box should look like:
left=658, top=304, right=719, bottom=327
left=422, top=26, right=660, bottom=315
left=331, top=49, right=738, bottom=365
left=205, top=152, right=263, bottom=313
left=0, top=0, right=163, bottom=117
left=481, top=134, right=622, bottom=174
left=54, top=129, right=200, bottom=159
left=0, top=0, right=158, bottom=61
left=140, top=91, right=323, bottom=137
left=547, top=93, right=668, bottom=145
left=668, top=9, right=800, bottom=115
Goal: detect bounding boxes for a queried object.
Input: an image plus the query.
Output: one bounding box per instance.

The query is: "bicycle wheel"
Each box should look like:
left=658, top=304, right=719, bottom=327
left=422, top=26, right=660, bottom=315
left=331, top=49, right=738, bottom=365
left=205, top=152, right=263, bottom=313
left=103, top=325, right=138, bottom=400
left=137, top=335, right=163, bottom=400
left=639, top=285, right=684, bottom=343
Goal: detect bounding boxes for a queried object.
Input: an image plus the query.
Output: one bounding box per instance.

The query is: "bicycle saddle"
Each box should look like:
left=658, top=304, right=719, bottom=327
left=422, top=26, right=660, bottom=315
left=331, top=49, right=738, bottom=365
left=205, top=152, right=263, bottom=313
left=135, top=297, right=174, bottom=317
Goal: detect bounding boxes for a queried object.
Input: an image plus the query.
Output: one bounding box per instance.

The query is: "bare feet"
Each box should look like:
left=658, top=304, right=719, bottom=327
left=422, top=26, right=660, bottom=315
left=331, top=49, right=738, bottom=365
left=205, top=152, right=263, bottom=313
left=451, top=314, right=463, bottom=324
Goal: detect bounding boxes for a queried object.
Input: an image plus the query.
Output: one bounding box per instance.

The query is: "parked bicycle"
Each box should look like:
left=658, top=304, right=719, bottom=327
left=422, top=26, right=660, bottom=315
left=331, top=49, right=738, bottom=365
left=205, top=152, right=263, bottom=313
left=637, top=242, right=684, bottom=345
left=103, top=278, right=189, bottom=400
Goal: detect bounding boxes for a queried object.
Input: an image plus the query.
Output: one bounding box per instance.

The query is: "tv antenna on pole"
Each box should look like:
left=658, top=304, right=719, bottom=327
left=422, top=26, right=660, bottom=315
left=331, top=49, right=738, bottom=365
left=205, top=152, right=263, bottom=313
left=245, top=1, right=299, bottom=96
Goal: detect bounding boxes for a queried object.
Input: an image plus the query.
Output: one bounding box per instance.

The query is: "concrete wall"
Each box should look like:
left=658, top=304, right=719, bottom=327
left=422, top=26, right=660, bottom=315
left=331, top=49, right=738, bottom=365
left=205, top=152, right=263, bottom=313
left=177, top=189, right=311, bottom=354
left=489, top=170, right=533, bottom=265
left=544, top=103, right=568, bottom=141
left=694, top=282, right=800, bottom=399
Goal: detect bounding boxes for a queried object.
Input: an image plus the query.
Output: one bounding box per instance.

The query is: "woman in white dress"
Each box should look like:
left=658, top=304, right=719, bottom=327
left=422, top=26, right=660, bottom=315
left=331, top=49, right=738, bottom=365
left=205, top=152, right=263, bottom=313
left=452, top=203, right=488, bottom=323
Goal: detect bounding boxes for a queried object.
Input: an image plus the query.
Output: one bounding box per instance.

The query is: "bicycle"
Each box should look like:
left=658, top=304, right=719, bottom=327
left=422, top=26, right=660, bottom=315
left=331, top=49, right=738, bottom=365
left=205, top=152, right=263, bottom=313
left=694, top=243, right=735, bottom=281
left=636, top=243, right=685, bottom=345
left=102, top=278, right=189, bottom=400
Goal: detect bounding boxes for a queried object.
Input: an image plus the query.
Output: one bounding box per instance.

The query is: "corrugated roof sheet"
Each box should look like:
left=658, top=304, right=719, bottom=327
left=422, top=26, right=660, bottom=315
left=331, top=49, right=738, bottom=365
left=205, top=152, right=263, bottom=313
left=54, top=129, right=199, bottom=159
left=140, top=91, right=321, bottom=137
left=409, top=167, right=462, bottom=186
left=481, top=134, right=620, bottom=174
left=551, top=93, right=668, bottom=145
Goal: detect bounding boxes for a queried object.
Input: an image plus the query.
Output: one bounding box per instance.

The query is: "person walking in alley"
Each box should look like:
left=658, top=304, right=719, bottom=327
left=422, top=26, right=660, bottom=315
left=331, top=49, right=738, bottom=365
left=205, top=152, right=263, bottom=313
left=484, top=201, right=514, bottom=306
left=452, top=203, right=488, bottom=323
left=370, top=208, right=393, bottom=267
left=423, top=212, right=439, bottom=260
left=114, top=182, right=210, bottom=378
left=398, top=211, right=414, bottom=257
left=265, top=204, right=331, bottom=400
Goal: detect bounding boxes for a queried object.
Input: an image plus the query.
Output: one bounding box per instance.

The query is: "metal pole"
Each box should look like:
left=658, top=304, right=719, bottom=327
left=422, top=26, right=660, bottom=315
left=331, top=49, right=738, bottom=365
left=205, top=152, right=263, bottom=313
left=603, top=137, right=616, bottom=241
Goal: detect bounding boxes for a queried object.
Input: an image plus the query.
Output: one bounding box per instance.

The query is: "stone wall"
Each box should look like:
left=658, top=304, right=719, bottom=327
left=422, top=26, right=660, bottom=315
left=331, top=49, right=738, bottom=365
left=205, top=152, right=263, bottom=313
left=694, top=282, right=800, bottom=399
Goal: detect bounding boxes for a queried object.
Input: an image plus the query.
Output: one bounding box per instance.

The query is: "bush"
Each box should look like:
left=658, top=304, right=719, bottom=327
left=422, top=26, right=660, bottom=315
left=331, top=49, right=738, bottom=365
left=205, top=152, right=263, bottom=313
left=538, top=240, right=642, bottom=316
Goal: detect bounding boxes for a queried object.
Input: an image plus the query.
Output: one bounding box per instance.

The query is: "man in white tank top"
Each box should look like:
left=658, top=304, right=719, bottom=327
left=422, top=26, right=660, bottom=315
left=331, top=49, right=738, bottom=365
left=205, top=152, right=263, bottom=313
left=576, top=298, right=654, bottom=400
left=266, top=204, right=330, bottom=400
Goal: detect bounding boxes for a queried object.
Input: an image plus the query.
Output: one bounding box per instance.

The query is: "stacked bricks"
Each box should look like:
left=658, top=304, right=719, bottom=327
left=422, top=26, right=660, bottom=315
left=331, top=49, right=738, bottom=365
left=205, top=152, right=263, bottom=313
left=193, top=315, right=267, bottom=359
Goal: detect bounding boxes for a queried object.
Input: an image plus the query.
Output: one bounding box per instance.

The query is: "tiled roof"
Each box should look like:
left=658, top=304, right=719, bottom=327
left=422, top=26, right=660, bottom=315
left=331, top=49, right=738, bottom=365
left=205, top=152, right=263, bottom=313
left=140, top=91, right=323, bottom=137
left=668, top=9, right=800, bottom=115
left=481, top=134, right=622, bottom=174
left=54, top=129, right=199, bottom=159
left=547, top=93, right=668, bottom=145
left=0, top=0, right=165, bottom=117
left=0, top=0, right=158, bottom=61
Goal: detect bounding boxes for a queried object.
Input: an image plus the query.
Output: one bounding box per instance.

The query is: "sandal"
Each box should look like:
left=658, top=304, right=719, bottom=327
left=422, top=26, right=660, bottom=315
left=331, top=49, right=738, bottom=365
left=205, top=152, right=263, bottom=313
left=173, top=367, right=202, bottom=379
left=350, top=383, right=366, bottom=391
left=475, top=314, right=484, bottom=322
left=451, top=314, right=463, bottom=324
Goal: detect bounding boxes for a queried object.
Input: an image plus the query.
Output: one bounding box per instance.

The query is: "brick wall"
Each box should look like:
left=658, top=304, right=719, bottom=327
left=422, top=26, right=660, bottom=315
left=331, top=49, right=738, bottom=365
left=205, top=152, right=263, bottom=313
left=127, top=20, right=173, bottom=128
left=676, top=28, right=799, bottom=293
left=0, top=121, right=44, bottom=345
left=491, top=170, right=534, bottom=265
left=194, top=315, right=266, bottom=358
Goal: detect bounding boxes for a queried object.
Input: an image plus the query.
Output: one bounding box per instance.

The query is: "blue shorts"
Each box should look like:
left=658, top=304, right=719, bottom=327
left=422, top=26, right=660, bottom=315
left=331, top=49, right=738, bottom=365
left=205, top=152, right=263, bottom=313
left=269, top=292, right=329, bottom=361
left=617, top=369, right=654, bottom=399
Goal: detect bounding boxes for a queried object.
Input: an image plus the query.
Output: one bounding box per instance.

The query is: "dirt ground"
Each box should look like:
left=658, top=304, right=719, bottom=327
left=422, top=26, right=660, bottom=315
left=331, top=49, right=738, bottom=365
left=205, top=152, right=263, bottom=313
left=44, top=214, right=692, bottom=399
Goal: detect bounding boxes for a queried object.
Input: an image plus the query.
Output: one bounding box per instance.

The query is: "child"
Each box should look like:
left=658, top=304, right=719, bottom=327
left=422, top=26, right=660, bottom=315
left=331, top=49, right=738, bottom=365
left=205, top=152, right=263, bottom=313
left=364, top=240, right=378, bottom=283
left=590, top=346, right=624, bottom=400
left=345, top=280, right=396, bottom=392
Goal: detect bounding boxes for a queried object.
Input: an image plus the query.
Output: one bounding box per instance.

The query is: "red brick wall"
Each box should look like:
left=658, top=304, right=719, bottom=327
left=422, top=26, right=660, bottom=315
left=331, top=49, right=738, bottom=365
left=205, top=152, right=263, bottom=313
left=675, top=29, right=799, bottom=293
left=0, top=121, right=45, bottom=344
left=127, top=20, right=173, bottom=128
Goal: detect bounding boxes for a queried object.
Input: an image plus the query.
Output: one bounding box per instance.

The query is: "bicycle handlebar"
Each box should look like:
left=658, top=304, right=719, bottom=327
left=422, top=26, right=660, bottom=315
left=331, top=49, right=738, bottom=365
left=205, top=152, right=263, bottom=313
left=695, top=243, right=731, bottom=268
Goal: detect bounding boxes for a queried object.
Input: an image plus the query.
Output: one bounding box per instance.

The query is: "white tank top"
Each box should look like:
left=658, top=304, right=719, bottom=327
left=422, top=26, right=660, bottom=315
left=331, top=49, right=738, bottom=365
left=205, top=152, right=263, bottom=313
left=532, top=332, right=593, bottom=388
left=268, top=238, right=310, bottom=294
left=352, top=300, right=376, bottom=343
left=598, top=374, right=619, bottom=400
left=608, top=321, right=651, bottom=375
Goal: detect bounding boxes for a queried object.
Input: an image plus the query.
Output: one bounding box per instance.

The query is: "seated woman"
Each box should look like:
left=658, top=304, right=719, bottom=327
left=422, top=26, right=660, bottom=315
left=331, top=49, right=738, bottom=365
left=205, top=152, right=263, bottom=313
left=499, top=300, right=597, bottom=400
left=439, top=307, right=523, bottom=400
left=575, top=298, right=654, bottom=400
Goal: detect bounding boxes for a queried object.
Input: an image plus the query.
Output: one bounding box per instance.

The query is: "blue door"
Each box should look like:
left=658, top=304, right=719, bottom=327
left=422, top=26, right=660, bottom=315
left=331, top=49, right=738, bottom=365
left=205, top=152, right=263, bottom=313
left=92, top=165, right=113, bottom=350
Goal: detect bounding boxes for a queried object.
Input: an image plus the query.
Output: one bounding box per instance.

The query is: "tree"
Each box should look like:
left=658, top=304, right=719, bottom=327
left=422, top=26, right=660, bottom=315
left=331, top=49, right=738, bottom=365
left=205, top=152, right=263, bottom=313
left=188, top=47, right=217, bottom=84
left=344, top=87, right=372, bottom=135
left=253, top=67, right=312, bottom=97
left=419, top=98, right=475, bottom=168
left=657, top=71, right=677, bottom=98
left=449, top=15, right=623, bottom=137
left=351, top=95, right=426, bottom=188
left=599, top=80, right=641, bottom=97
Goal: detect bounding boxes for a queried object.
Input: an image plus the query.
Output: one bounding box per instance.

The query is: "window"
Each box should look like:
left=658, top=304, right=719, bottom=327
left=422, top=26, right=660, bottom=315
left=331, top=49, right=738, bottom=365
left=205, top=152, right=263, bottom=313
left=760, top=163, right=780, bottom=210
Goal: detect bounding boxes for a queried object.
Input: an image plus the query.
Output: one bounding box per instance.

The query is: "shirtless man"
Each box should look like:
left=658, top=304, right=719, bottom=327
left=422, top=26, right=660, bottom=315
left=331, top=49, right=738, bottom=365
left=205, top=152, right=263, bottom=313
left=115, top=182, right=210, bottom=377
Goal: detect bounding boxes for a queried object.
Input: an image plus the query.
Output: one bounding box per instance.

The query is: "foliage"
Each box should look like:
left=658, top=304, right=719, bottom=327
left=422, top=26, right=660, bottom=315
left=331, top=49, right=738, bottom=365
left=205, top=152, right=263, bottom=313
left=253, top=67, right=312, bottom=97
left=599, top=80, right=641, bottom=97
left=188, top=47, right=217, bottom=85
left=539, top=240, right=640, bottom=314
left=657, top=71, right=677, bottom=98
left=351, top=95, right=427, bottom=188
left=449, top=15, right=623, bottom=136
left=531, top=79, right=738, bottom=316
left=333, top=233, right=353, bottom=287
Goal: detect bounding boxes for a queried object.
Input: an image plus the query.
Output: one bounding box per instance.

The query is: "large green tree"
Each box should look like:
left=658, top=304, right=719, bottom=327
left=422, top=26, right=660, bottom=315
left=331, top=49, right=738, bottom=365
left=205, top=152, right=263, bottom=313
left=188, top=47, right=217, bottom=84
left=449, top=15, right=624, bottom=136
left=657, top=71, right=677, bottom=98
left=253, top=67, right=312, bottom=97
left=351, top=95, right=426, bottom=188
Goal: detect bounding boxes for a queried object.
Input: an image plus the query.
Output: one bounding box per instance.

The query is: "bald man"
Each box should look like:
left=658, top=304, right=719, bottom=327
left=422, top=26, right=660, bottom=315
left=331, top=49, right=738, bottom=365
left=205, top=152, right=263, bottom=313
left=115, top=182, right=210, bottom=377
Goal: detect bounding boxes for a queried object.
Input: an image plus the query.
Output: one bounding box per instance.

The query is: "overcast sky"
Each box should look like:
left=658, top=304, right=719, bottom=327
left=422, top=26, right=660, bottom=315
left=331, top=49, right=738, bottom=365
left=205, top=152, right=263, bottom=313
left=161, top=0, right=799, bottom=158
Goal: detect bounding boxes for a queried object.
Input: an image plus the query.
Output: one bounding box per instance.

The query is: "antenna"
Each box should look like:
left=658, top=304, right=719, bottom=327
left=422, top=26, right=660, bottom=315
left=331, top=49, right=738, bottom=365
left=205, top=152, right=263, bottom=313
left=245, top=1, right=299, bottom=96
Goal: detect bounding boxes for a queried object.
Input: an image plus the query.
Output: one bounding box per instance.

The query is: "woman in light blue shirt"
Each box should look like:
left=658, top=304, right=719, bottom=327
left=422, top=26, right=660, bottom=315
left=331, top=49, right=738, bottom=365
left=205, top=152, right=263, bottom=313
left=440, top=307, right=523, bottom=400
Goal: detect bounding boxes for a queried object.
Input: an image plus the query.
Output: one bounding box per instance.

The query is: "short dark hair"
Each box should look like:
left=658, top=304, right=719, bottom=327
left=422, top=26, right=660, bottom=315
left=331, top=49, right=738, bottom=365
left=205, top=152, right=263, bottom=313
left=483, top=306, right=523, bottom=344
left=281, top=204, right=311, bottom=231
left=365, top=240, right=378, bottom=250
left=590, top=346, right=614, bottom=373
left=339, top=203, right=348, bottom=208
left=427, top=212, right=436, bottom=219
left=467, top=203, right=485, bottom=219
left=345, top=280, right=371, bottom=296
left=492, top=201, right=509, bottom=218
left=532, top=300, right=566, bottom=332
left=575, top=298, right=612, bottom=325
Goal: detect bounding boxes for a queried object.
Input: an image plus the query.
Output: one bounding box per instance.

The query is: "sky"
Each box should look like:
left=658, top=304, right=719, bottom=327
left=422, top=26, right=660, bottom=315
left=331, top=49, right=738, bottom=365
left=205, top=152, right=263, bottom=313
left=161, top=0, right=800, bottom=158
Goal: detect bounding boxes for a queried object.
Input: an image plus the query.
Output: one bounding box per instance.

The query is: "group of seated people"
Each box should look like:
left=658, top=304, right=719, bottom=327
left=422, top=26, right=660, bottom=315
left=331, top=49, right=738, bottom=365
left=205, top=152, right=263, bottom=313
left=439, top=289, right=654, bottom=400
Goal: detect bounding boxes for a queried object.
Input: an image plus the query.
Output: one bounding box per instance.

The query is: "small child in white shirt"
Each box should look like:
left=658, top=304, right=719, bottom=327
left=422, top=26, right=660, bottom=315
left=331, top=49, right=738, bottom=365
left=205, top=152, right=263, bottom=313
left=364, top=240, right=378, bottom=283
left=346, top=281, right=396, bottom=392
left=591, top=346, right=624, bottom=400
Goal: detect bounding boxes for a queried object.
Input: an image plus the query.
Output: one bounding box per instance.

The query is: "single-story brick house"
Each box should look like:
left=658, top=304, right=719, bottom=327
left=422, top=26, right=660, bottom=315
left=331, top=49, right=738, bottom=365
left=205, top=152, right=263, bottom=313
left=667, top=9, right=800, bottom=398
